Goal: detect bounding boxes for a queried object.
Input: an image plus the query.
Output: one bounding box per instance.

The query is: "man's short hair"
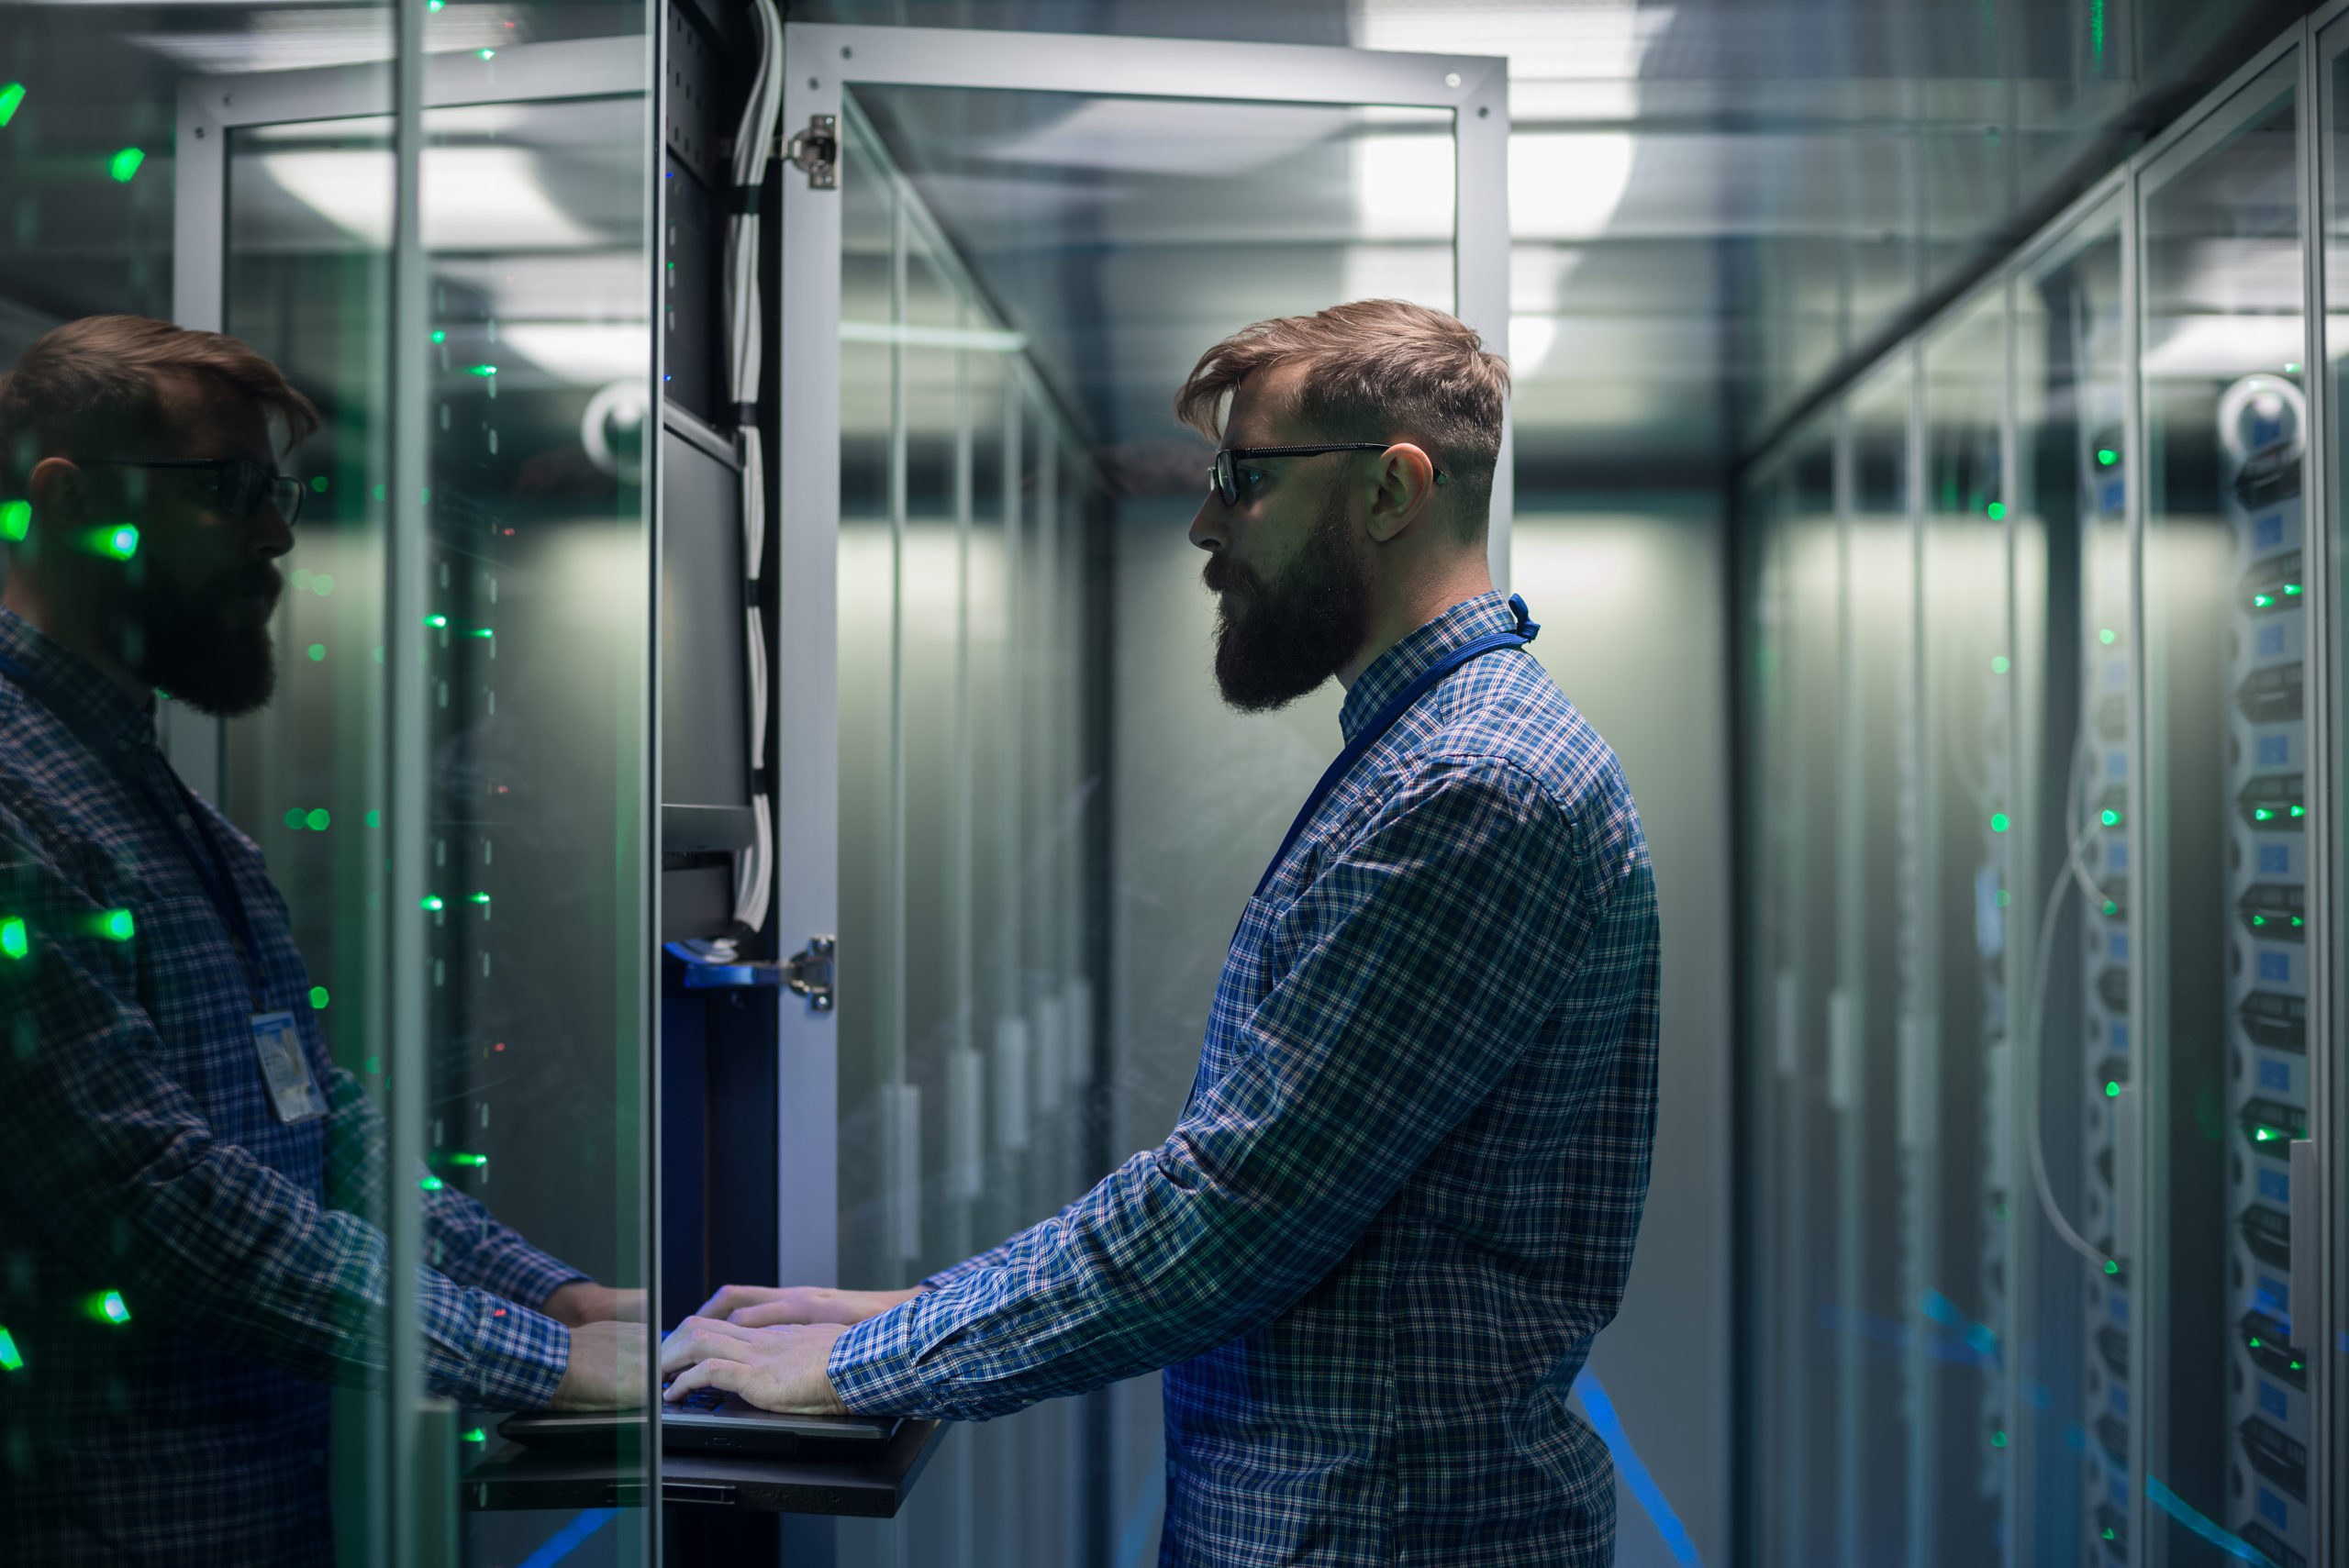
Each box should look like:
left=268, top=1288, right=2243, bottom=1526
left=0, top=315, right=319, bottom=506
left=1174, top=299, right=1509, bottom=537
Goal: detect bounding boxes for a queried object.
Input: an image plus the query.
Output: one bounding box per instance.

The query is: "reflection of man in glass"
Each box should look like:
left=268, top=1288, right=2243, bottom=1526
left=0, top=317, right=643, bottom=1565
left=665, top=301, right=1661, bottom=1566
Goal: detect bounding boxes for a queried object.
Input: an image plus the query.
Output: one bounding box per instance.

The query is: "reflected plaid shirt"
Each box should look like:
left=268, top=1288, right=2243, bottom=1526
left=0, top=609, right=581, bottom=1566
left=830, top=593, right=1662, bottom=1567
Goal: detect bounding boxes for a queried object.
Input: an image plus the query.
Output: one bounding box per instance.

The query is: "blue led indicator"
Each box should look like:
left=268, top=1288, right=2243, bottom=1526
left=2108, top=933, right=2127, bottom=962
left=2260, top=1168, right=2289, bottom=1203
left=2259, top=1488, right=2288, bottom=1529
left=2259, top=736, right=2288, bottom=765
left=2260, top=952, right=2290, bottom=983
left=2256, top=515, right=2284, bottom=547
left=2257, top=1382, right=2288, bottom=1419
left=2259, top=1060, right=2289, bottom=1092
left=2257, top=624, right=2285, bottom=657
left=2259, top=845, right=2289, bottom=875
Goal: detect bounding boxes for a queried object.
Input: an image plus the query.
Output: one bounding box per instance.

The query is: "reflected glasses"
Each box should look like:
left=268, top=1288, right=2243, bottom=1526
left=1208, top=443, right=1447, bottom=508
left=75, top=457, right=306, bottom=526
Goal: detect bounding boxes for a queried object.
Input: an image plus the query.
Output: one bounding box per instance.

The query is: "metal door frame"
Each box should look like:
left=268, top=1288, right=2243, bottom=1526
left=770, top=22, right=1511, bottom=1292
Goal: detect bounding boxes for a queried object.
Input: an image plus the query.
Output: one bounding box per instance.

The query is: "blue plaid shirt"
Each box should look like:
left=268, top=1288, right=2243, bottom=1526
left=830, top=593, right=1662, bottom=1567
left=0, top=608, right=583, bottom=1566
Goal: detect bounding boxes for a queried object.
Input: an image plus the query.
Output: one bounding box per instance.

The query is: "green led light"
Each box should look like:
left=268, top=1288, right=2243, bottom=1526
left=466, top=364, right=496, bottom=377
left=2289, top=805, right=2305, bottom=817
left=2106, top=1081, right=2121, bottom=1097
left=1987, top=502, right=2006, bottom=520
left=2284, top=583, right=2302, bottom=595
left=0, top=1327, right=19, bottom=1371
left=462, top=1428, right=486, bottom=1442
left=305, top=807, right=330, bottom=831
left=2254, top=806, right=2275, bottom=821
left=2098, top=628, right=2116, bottom=645
left=469, top=627, right=494, bottom=639
left=310, top=474, right=328, bottom=494
left=1990, top=655, right=2009, bottom=673
left=309, top=985, right=329, bottom=1010
left=1995, top=890, right=2010, bottom=908
left=0, top=83, right=25, bottom=128
left=2097, top=448, right=2117, bottom=466
left=1, top=917, right=27, bottom=961
left=310, top=573, right=333, bottom=596
left=420, top=1175, right=444, bottom=1191
left=98, top=908, right=132, bottom=942
left=2102, top=899, right=2119, bottom=917
left=107, top=148, right=144, bottom=183
left=2101, top=808, right=2121, bottom=827
left=2252, top=915, right=2266, bottom=928
left=429, top=329, right=446, bottom=343
left=1990, top=1429, right=2007, bottom=1448
left=469, top=892, right=491, bottom=905
left=307, top=644, right=325, bottom=662
left=2285, top=361, right=2301, bottom=374
left=1990, top=812, right=2010, bottom=833
left=2104, top=1260, right=2120, bottom=1275
left=476, top=47, right=495, bottom=59
left=445, top=1151, right=487, bottom=1167
left=0, top=499, right=28, bottom=541
left=365, top=810, right=381, bottom=828
left=2254, top=593, right=2274, bottom=608
left=84, top=1290, right=130, bottom=1325
left=363, top=1054, right=381, bottom=1073
left=420, top=895, right=445, bottom=912
left=283, top=807, right=305, bottom=829
left=425, top=614, right=448, bottom=628
left=85, top=524, right=137, bottom=560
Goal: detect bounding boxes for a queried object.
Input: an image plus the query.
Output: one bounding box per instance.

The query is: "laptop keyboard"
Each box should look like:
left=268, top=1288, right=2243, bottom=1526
left=672, top=1387, right=729, bottom=1413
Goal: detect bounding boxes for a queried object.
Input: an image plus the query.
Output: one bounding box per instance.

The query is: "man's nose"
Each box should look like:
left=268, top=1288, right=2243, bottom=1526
left=250, top=504, right=295, bottom=561
left=1188, top=498, right=1227, bottom=553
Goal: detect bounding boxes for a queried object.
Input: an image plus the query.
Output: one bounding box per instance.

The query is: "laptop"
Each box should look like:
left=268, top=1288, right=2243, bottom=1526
left=498, top=1385, right=901, bottom=1459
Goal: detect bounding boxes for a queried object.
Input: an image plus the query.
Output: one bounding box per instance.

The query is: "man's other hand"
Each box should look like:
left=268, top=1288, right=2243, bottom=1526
left=550, top=1320, right=650, bottom=1411
left=660, top=1318, right=850, bottom=1415
left=691, top=1284, right=923, bottom=1329
left=542, top=1281, right=649, bottom=1328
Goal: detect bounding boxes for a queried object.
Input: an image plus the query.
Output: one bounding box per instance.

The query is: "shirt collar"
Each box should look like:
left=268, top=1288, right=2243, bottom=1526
left=0, top=606, right=157, bottom=750
left=1338, top=590, right=1519, bottom=744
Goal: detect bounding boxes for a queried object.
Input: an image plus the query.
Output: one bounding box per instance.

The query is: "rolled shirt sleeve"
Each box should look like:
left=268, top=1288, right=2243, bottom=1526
left=829, top=754, right=1611, bottom=1419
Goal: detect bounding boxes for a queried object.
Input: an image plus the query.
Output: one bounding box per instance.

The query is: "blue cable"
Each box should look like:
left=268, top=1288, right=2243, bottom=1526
left=1573, top=1370, right=1704, bottom=1566
left=516, top=1507, right=620, bottom=1568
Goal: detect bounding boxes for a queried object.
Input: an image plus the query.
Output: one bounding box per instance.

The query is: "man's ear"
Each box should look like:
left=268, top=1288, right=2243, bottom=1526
left=27, top=456, right=95, bottom=537
left=1362, top=443, right=1441, bottom=545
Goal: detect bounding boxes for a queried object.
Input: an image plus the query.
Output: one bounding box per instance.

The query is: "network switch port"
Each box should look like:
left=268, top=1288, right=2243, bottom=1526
left=2232, top=447, right=2301, bottom=509
left=2237, top=884, right=2305, bottom=942
left=2238, top=1417, right=2306, bottom=1501
left=2239, top=1098, right=2307, bottom=1160
left=2235, top=773, right=2305, bottom=830
left=2095, top=1501, right=2128, bottom=1560
left=2095, top=691, right=2129, bottom=742
left=2237, top=1202, right=2290, bottom=1270
left=2234, top=662, right=2302, bottom=724
left=2096, top=1324, right=2128, bottom=1381
left=2236, top=548, right=2304, bottom=615
left=2239, top=1521, right=2303, bottom=1568
left=2239, top=991, right=2307, bottom=1052
left=2096, top=1412, right=2128, bottom=1468
left=2238, top=1310, right=2307, bottom=1389
left=2096, top=966, right=2128, bottom=1013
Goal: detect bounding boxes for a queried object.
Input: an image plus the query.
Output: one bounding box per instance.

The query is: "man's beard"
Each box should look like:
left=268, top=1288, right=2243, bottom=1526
left=117, top=561, right=282, bottom=717
left=1205, top=480, right=1370, bottom=713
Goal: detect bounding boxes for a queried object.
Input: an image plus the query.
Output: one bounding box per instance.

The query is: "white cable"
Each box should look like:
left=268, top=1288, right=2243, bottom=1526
left=2021, top=732, right=2121, bottom=1270
left=722, top=0, right=785, bottom=934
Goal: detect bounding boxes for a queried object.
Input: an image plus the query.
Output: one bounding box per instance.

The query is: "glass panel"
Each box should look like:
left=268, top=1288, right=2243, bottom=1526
left=2325, top=10, right=2349, bottom=1534
left=2140, top=61, right=2310, bottom=1568
left=1741, top=413, right=1841, bottom=1567
left=1840, top=356, right=1919, bottom=1568
left=832, top=104, right=1103, bottom=1565
left=222, top=61, right=655, bottom=1568
left=1917, top=287, right=2016, bottom=1566
left=2015, top=210, right=2130, bottom=1567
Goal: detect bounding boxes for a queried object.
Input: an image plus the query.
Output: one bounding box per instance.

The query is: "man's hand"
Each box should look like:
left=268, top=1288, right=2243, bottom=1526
left=550, top=1320, right=650, bottom=1411
left=660, top=1317, right=850, bottom=1415
left=691, top=1284, right=923, bottom=1329
left=541, top=1281, right=649, bottom=1329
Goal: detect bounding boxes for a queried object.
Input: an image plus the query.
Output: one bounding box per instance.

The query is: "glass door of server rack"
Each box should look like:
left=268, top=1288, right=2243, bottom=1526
left=774, top=23, right=1509, bottom=1566
left=174, top=24, right=658, bottom=1567
left=2139, top=53, right=2313, bottom=1568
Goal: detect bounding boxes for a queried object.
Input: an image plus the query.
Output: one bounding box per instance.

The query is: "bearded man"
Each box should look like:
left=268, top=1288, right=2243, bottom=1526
left=0, top=317, right=644, bottom=1566
left=663, top=299, right=1662, bottom=1568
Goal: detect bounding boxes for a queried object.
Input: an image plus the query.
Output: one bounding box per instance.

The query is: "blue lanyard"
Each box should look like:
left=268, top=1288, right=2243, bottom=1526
left=0, top=646, right=267, bottom=1004
left=1252, top=595, right=1540, bottom=900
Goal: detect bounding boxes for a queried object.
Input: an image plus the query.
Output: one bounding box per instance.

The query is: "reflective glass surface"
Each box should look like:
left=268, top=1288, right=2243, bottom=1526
left=2139, top=61, right=2310, bottom=1567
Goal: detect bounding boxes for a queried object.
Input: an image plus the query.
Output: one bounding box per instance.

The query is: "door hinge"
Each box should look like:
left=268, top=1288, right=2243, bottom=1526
left=782, top=115, right=838, bottom=189
left=784, top=935, right=836, bottom=1010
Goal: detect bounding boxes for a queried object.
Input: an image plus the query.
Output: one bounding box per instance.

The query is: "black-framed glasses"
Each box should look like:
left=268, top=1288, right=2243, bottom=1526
left=73, top=457, right=306, bottom=526
left=1207, top=443, right=1448, bottom=508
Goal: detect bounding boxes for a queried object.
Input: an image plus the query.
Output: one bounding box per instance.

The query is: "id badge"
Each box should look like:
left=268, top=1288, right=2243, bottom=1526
left=252, top=1010, right=328, bottom=1124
